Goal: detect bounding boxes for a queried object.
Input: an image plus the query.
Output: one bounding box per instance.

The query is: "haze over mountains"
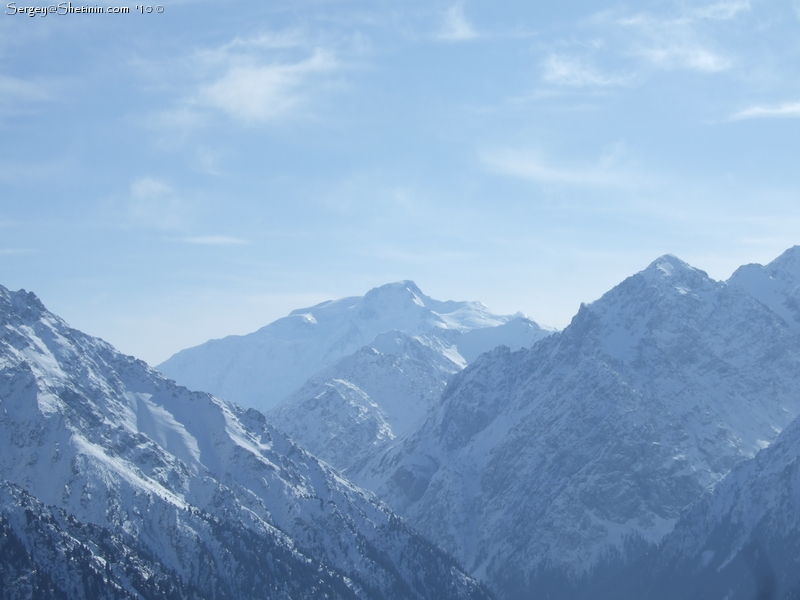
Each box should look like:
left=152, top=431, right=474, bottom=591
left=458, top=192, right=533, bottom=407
left=4, top=247, right=800, bottom=599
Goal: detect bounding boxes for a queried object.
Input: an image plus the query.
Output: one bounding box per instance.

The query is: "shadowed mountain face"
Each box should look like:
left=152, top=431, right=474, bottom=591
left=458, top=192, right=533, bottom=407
left=352, top=254, right=800, bottom=599
left=158, top=280, right=552, bottom=412
left=0, top=284, right=491, bottom=600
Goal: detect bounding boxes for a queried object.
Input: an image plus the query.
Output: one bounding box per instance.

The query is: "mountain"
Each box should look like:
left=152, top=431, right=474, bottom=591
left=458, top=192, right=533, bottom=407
left=0, top=284, right=491, bottom=600
left=267, top=330, right=461, bottom=476
left=268, top=314, right=552, bottom=477
left=158, top=281, right=552, bottom=412
left=640, top=406, right=800, bottom=600
left=355, top=253, right=800, bottom=599
left=729, top=245, right=800, bottom=334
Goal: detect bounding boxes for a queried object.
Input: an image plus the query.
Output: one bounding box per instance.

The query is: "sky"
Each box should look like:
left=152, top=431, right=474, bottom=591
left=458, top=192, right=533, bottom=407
left=2, top=0, right=800, bottom=365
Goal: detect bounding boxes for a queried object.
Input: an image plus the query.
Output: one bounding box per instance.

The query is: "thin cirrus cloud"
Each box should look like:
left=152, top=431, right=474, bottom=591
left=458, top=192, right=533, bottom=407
left=482, top=148, right=639, bottom=188
left=691, top=0, right=750, bottom=20
left=615, top=1, right=748, bottom=73
left=173, top=236, right=250, bottom=246
left=196, top=49, right=339, bottom=122
left=437, top=5, right=478, bottom=42
left=730, top=102, right=800, bottom=120
left=0, top=75, right=52, bottom=117
left=542, top=55, right=625, bottom=87
left=0, top=75, right=50, bottom=102
left=636, top=43, right=730, bottom=72
left=147, top=33, right=342, bottom=127
left=128, top=177, right=187, bottom=230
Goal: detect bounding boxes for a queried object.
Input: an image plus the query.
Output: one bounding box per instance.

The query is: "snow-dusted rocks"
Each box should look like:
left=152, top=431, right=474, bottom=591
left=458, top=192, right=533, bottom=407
left=357, top=254, right=800, bottom=598
left=158, top=281, right=552, bottom=412
left=0, top=284, right=491, bottom=600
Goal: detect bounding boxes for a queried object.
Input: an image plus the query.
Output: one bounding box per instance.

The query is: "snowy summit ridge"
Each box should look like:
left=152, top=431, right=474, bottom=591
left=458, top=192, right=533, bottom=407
left=159, top=280, right=552, bottom=411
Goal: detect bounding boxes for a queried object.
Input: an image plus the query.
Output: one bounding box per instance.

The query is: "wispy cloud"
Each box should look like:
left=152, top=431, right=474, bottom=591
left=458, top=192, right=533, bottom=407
left=0, top=75, right=52, bottom=117
left=217, top=31, right=308, bottom=52
left=482, top=148, right=641, bottom=188
left=147, top=31, right=344, bottom=127
left=636, top=43, right=730, bottom=72
left=128, top=177, right=187, bottom=229
left=437, top=5, right=478, bottom=42
left=616, top=3, right=745, bottom=73
left=0, top=75, right=50, bottom=102
left=196, top=49, right=338, bottom=122
left=0, top=248, right=34, bottom=255
left=692, top=1, right=750, bottom=21
left=173, top=236, right=249, bottom=245
left=730, top=102, right=800, bottom=120
left=542, top=54, right=625, bottom=87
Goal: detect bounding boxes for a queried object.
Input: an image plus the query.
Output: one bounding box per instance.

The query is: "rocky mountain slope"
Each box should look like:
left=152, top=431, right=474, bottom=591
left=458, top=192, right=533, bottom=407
left=355, top=252, right=800, bottom=599
left=158, top=281, right=552, bottom=412
left=0, top=284, right=491, bottom=600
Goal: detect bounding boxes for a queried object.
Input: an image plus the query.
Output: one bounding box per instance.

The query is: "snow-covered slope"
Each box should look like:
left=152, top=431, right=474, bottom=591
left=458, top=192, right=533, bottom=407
left=0, top=284, right=491, bottom=600
left=268, top=315, right=552, bottom=477
left=158, top=281, right=551, bottom=412
left=268, top=331, right=461, bottom=476
left=357, top=254, right=800, bottom=599
left=729, top=245, right=800, bottom=334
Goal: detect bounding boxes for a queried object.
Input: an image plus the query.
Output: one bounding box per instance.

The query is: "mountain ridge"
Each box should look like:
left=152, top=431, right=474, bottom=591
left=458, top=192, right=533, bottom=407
left=352, top=251, right=800, bottom=598
left=0, top=283, right=492, bottom=600
left=158, top=280, right=552, bottom=412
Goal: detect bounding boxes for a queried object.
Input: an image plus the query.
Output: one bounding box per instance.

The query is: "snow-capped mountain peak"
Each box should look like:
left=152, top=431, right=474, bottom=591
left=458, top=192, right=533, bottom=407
left=158, top=281, right=546, bottom=411
left=645, top=253, right=694, bottom=276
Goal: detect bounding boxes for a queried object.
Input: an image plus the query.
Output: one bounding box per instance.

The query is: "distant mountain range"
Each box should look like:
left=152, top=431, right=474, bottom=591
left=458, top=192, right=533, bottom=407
left=158, top=281, right=554, bottom=412
left=348, top=247, right=800, bottom=599
left=0, top=284, right=491, bottom=599
left=6, top=247, right=800, bottom=599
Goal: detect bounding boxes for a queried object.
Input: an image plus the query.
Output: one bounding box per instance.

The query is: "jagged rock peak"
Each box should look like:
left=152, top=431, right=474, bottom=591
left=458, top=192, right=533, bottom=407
left=0, top=285, right=49, bottom=323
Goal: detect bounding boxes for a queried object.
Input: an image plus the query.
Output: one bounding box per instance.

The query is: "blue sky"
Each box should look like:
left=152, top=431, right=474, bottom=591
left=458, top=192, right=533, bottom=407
left=2, top=0, right=800, bottom=365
